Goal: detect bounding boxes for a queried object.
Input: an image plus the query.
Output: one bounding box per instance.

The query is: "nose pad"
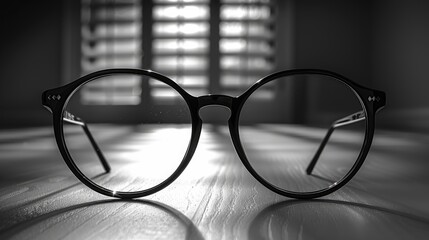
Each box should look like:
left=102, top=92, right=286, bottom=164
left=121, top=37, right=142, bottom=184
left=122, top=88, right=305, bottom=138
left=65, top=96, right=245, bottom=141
left=199, top=106, right=232, bottom=124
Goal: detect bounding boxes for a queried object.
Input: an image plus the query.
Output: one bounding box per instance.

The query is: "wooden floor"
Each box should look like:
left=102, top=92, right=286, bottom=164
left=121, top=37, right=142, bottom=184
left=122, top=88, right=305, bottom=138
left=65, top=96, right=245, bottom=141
left=0, top=124, right=429, bottom=239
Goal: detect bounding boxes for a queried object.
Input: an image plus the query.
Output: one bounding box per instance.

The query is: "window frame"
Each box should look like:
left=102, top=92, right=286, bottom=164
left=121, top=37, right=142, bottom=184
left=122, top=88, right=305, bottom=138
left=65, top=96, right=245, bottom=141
left=62, top=0, right=294, bottom=123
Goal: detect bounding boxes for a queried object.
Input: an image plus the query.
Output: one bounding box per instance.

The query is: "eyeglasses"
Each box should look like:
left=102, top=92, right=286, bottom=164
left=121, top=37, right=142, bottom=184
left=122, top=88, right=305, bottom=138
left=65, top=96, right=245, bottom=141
left=42, top=68, right=385, bottom=199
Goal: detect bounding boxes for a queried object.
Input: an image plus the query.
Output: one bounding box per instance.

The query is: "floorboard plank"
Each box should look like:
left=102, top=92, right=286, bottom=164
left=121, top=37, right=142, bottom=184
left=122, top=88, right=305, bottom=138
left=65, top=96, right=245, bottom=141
left=0, top=125, right=428, bottom=239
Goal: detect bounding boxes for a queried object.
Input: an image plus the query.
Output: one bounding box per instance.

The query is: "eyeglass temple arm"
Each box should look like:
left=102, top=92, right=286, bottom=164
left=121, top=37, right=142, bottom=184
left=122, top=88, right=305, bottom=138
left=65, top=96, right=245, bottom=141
left=63, top=111, right=111, bottom=173
left=305, top=110, right=365, bottom=175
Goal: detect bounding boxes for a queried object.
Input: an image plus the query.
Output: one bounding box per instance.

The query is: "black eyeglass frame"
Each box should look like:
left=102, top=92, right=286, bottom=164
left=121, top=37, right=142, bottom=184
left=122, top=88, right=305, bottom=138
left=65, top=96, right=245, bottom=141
left=42, top=68, right=386, bottom=199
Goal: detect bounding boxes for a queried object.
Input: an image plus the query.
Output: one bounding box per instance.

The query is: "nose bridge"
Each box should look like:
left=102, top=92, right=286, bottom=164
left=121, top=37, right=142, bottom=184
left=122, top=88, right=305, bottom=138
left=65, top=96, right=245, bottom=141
left=197, top=94, right=234, bottom=109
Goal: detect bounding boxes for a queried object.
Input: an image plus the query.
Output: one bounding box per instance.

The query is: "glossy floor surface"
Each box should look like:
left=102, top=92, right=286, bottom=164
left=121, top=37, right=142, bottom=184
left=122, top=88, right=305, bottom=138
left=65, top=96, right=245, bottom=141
left=0, top=125, right=429, bottom=239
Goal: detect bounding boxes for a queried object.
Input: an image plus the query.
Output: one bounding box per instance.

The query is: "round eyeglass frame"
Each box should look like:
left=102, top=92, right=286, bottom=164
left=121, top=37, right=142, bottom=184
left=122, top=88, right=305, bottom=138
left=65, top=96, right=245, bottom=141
left=43, top=68, right=385, bottom=199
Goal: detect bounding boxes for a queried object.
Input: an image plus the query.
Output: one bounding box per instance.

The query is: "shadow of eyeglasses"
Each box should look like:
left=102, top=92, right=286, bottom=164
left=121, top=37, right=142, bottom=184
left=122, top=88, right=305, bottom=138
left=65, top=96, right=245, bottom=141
left=0, top=199, right=204, bottom=240
left=249, top=199, right=429, bottom=240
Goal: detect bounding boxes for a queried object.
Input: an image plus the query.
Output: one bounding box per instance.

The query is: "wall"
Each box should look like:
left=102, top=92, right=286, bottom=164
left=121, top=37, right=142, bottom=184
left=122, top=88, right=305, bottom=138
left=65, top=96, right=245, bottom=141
left=293, top=0, right=372, bottom=84
left=292, top=0, right=372, bottom=124
left=292, top=0, right=429, bottom=132
left=0, top=1, right=62, bottom=127
left=371, top=0, right=429, bottom=132
left=0, top=0, right=428, bottom=132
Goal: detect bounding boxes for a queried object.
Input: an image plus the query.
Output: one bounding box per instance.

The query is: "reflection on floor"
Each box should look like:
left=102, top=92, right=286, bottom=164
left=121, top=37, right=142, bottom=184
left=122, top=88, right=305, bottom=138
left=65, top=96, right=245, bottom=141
left=0, top=124, right=429, bottom=239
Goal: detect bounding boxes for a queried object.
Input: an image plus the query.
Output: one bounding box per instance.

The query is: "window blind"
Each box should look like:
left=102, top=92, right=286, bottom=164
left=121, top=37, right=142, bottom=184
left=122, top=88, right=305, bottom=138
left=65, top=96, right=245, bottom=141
left=151, top=0, right=210, bottom=100
left=80, top=0, right=142, bottom=105
left=219, top=0, right=275, bottom=99
left=79, top=0, right=276, bottom=104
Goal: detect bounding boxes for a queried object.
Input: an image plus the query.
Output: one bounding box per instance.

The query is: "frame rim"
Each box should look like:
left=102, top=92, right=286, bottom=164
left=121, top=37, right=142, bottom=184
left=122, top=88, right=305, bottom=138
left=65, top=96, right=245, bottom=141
left=50, top=69, right=202, bottom=199
left=229, top=69, right=378, bottom=199
left=44, top=68, right=385, bottom=199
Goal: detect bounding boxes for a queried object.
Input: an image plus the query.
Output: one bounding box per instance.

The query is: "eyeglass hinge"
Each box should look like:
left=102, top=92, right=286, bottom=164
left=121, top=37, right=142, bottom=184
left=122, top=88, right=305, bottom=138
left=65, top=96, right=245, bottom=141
left=42, top=89, right=64, bottom=113
left=367, top=90, right=386, bottom=113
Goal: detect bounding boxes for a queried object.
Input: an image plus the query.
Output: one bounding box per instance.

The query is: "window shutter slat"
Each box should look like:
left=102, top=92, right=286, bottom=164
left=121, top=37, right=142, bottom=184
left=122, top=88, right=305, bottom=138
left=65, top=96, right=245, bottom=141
left=151, top=0, right=211, bottom=100
left=219, top=0, right=275, bottom=99
left=80, top=0, right=142, bottom=105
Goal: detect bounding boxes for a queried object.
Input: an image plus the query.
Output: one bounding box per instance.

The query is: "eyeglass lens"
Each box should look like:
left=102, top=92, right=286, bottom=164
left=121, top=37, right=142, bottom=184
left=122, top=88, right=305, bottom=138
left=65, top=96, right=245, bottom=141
left=62, top=72, right=366, bottom=195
